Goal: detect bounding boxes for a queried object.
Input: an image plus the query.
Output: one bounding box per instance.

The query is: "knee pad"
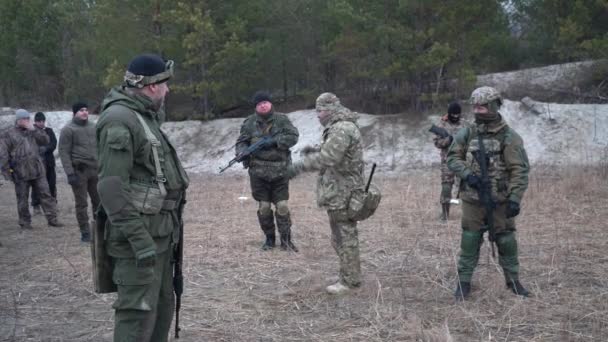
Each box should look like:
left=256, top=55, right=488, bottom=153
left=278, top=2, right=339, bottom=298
left=496, top=232, right=518, bottom=256
left=275, top=200, right=290, bottom=216
left=460, top=230, right=483, bottom=257
left=258, top=201, right=272, bottom=216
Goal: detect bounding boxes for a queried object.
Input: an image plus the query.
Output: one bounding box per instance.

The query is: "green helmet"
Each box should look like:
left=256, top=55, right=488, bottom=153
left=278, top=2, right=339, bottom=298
left=470, top=86, right=501, bottom=106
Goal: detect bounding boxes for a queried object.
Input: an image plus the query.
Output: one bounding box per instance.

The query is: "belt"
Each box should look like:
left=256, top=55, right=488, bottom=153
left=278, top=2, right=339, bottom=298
left=162, top=190, right=184, bottom=211
left=251, top=160, right=287, bottom=167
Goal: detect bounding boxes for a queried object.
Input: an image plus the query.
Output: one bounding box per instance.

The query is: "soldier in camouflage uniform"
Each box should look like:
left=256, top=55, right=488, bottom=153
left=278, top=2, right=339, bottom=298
left=59, top=102, right=100, bottom=242
left=433, top=102, right=466, bottom=221
left=97, top=54, right=189, bottom=342
left=447, top=86, right=530, bottom=300
left=0, top=109, right=63, bottom=229
left=289, top=93, right=364, bottom=295
left=236, top=91, right=299, bottom=251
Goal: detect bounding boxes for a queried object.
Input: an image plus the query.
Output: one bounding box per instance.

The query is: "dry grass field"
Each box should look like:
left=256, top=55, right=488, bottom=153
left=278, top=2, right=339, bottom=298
left=1, top=165, right=607, bottom=341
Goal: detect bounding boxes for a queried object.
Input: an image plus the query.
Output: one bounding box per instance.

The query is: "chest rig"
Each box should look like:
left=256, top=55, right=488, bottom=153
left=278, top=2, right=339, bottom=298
left=463, top=127, right=510, bottom=203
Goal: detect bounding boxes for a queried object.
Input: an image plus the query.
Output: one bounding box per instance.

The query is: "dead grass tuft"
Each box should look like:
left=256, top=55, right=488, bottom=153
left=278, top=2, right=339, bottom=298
left=1, top=165, right=607, bottom=341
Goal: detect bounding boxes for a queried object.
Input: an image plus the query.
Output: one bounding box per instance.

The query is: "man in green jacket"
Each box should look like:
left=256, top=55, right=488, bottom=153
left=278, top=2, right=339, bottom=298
left=289, top=93, right=365, bottom=295
left=447, top=86, right=530, bottom=300
left=59, top=102, right=99, bottom=242
left=96, top=54, right=189, bottom=342
left=236, top=91, right=299, bottom=251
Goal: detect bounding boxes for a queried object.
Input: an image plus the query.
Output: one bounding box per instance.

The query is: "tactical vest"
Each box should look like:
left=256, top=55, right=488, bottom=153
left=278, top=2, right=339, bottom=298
left=461, top=126, right=512, bottom=203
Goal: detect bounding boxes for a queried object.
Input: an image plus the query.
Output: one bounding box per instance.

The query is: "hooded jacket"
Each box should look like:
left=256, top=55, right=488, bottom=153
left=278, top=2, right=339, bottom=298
left=297, top=107, right=364, bottom=210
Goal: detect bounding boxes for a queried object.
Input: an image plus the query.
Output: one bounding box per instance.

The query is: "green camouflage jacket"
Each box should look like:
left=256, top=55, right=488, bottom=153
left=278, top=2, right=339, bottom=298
left=97, top=86, right=189, bottom=258
left=295, top=109, right=364, bottom=210
left=236, top=111, right=299, bottom=180
left=433, top=115, right=467, bottom=164
left=0, top=126, right=49, bottom=181
left=447, top=114, right=529, bottom=204
left=59, top=117, right=98, bottom=175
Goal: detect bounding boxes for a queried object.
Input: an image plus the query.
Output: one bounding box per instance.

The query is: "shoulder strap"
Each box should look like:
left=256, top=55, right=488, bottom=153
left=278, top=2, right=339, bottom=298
left=133, top=112, right=167, bottom=197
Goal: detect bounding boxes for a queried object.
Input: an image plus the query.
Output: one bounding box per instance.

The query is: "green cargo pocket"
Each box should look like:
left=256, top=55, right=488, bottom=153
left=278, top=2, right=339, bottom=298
left=112, top=258, right=156, bottom=311
left=113, top=258, right=154, bottom=285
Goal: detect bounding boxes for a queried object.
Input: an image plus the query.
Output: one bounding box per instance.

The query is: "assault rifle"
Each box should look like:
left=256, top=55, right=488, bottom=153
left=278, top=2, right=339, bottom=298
left=173, top=195, right=186, bottom=338
left=429, top=124, right=453, bottom=143
left=218, top=135, right=274, bottom=173
left=472, top=134, right=497, bottom=257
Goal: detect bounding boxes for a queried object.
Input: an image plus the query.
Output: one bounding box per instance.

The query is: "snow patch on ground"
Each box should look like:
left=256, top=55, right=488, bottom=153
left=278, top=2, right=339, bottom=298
left=2, top=100, right=607, bottom=175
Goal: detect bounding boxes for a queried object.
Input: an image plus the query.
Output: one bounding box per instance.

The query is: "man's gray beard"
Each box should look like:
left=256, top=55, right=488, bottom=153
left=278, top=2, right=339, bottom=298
left=152, top=97, right=165, bottom=111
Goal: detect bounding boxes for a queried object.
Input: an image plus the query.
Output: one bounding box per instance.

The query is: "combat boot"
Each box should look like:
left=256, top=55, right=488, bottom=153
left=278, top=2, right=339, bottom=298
left=454, top=281, right=471, bottom=301
left=48, top=219, right=64, bottom=227
left=261, top=234, right=275, bottom=250
left=326, top=282, right=350, bottom=295
left=80, top=223, right=91, bottom=243
left=276, top=212, right=298, bottom=252
left=439, top=204, right=448, bottom=221
left=81, top=231, right=91, bottom=243
left=32, top=205, right=43, bottom=216
left=506, top=280, right=530, bottom=297
left=258, top=210, right=276, bottom=251
left=280, top=232, right=298, bottom=252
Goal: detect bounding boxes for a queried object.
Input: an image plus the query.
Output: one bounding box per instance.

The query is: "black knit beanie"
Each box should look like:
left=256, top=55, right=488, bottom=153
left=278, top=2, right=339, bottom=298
left=34, top=112, right=46, bottom=122
left=252, top=91, right=272, bottom=106
left=72, top=102, right=88, bottom=114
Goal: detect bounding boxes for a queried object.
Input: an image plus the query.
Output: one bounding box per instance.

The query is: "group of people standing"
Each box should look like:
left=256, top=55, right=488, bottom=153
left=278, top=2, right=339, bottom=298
left=0, top=103, right=100, bottom=243
left=1, top=51, right=532, bottom=341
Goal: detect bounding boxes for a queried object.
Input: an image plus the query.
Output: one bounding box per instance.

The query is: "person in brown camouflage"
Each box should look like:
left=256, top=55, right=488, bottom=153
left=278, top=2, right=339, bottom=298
left=0, top=109, right=63, bottom=229
left=288, top=92, right=365, bottom=295
left=447, top=86, right=530, bottom=300
left=432, top=102, right=466, bottom=220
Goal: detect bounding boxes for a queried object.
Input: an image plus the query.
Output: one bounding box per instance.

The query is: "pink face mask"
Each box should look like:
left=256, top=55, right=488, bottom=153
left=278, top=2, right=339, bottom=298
left=256, top=101, right=272, bottom=114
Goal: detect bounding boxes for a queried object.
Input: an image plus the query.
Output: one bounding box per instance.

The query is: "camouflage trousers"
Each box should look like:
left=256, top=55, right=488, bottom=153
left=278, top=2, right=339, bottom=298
left=440, top=162, right=456, bottom=183
left=327, top=209, right=361, bottom=287
left=31, top=164, right=57, bottom=206
left=70, top=165, right=100, bottom=233
left=112, top=250, right=174, bottom=342
left=439, top=162, right=456, bottom=204
left=14, top=177, right=57, bottom=226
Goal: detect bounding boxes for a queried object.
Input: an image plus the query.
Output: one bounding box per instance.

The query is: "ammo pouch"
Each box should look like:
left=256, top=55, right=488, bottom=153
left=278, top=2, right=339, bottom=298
left=130, top=182, right=166, bottom=215
left=129, top=112, right=169, bottom=215
left=347, top=184, right=382, bottom=221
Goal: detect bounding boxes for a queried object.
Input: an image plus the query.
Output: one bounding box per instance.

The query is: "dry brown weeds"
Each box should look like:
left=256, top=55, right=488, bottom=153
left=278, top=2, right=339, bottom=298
left=1, top=165, right=607, bottom=341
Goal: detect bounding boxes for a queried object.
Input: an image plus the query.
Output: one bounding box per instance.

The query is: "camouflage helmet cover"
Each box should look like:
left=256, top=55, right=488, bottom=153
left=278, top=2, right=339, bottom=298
left=316, top=92, right=341, bottom=111
left=470, top=86, right=501, bottom=105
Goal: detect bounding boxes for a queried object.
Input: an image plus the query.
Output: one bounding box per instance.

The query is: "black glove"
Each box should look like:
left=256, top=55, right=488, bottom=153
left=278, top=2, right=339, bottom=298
left=67, top=174, right=80, bottom=186
left=506, top=200, right=520, bottom=218
left=465, top=174, right=480, bottom=189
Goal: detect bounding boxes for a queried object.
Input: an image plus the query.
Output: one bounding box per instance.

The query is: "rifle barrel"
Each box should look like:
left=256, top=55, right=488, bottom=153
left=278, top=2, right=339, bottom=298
left=365, top=163, right=377, bottom=192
